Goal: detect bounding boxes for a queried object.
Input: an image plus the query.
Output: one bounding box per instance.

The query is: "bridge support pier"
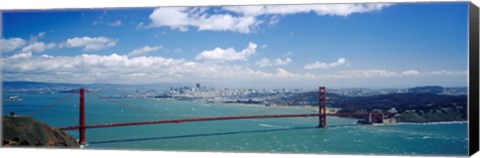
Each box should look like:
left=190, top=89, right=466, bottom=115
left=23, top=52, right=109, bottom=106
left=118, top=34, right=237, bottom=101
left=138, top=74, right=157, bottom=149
left=381, top=113, right=384, bottom=123
left=79, top=88, right=86, bottom=145
left=318, top=86, right=327, bottom=128
left=367, top=113, right=373, bottom=124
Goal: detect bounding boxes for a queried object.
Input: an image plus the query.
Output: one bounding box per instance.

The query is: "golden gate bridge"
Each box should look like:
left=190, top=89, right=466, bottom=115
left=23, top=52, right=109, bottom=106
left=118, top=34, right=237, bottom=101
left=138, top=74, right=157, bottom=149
left=28, top=87, right=384, bottom=145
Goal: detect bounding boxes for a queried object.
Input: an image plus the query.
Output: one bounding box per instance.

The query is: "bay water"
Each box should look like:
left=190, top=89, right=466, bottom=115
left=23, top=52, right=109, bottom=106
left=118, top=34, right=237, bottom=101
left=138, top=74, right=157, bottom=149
left=2, top=92, right=468, bottom=156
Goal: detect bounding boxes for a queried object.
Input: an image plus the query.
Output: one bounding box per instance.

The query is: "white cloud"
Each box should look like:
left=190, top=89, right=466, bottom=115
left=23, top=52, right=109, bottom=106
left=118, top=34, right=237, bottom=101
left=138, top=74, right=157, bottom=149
left=21, top=42, right=56, bottom=53
left=304, top=57, right=347, bottom=69
left=127, top=45, right=164, bottom=57
left=4, top=35, right=118, bottom=59
left=37, top=32, right=46, bottom=38
left=197, top=14, right=259, bottom=33
left=60, top=36, right=117, bottom=51
left=255, top=58, right=272, bottom=67
left=28, top=32, right=48, bottom=44
left=3, top=53, right=193, bottom=83
left=401, top=70, right=420, bottom=76
left=147, top=4, right=392, bottom=33
left=3, top=53, right=285, bottom=83
left=425, top=70, right=467, bottom=76
left=136, top=22, right=146, bottom=29
left=318, top=69, right=467, bottom=79
left=275, top=68, right=301, bottom=79
left=148, top=7, right=261, bottom=33
left=268, top=15, right=281, bottom=26
left=275, top=58, right=292, bottom=66
left=107, top=20, right=123, bottom=26
left=9, top=51, right=32, bottom=59
left=5, top=33, right=55, bottom=55
left=148, top=7, right=192, bottom=32
left=1, top=51, right=467, bottom=85
left=40, top=54, right=54, bottom=58
left=224, top=4, right=393, bottom=17
left=323, top=69, right=399, bottom=79
left=256, top=57, right=292, bottom=67
left=1, top=38, right=26, bottom=53
left=1, top=52, right=294, bottom=83
left=195, top=42, right=257, bottom=61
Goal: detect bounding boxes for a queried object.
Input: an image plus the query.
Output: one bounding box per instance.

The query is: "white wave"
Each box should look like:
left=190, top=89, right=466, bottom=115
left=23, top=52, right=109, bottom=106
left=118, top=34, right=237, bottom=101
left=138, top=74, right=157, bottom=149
left=259, top=123, right=289, bottom=128
left=385, top=121, right=467, bottom=126
left=422, top=136, right=431, bottom=139
left=419, top=121, right=467, bottom=125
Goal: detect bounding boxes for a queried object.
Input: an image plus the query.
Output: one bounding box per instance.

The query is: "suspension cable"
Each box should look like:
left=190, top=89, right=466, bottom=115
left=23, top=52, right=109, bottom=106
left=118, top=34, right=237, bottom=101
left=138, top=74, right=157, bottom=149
left=29, top=92, right=76, bottom=116
left=87, top=90, right=184, bottom=117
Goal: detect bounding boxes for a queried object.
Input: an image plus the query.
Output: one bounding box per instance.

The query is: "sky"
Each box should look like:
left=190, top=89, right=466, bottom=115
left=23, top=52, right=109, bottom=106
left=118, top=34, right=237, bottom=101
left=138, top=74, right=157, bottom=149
left=0, top=2, right=469, bottom=88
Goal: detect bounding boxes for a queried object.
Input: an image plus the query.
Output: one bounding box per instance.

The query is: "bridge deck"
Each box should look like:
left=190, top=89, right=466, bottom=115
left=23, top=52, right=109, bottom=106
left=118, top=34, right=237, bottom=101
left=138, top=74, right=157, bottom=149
left=59, top=113, right=378, bottom=130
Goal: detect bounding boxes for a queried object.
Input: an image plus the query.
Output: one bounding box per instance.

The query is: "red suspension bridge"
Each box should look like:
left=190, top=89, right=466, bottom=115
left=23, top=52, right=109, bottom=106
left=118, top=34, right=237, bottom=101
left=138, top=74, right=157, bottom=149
left=29, top=87, right=384, bottom=145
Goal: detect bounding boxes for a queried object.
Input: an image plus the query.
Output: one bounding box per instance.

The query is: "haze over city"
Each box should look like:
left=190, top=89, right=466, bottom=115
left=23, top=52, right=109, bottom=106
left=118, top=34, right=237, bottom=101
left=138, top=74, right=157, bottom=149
left=1, top=3, right=468, bottom=88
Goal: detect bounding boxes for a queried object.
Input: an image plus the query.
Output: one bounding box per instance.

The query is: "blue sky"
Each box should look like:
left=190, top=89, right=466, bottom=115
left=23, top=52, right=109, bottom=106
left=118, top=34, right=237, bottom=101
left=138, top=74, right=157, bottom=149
left=1, top=2, right=469, bottom=88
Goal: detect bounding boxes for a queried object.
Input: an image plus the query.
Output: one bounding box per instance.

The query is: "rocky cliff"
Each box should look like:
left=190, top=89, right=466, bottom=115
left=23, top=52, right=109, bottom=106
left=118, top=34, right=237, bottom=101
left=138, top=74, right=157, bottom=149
left=2, top=116, right=79, bottom=148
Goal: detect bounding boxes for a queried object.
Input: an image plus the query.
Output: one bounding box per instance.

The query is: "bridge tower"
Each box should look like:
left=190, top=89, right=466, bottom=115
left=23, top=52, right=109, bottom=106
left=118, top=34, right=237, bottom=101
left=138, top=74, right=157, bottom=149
left=79, top=88, right=86, bottom=145
left=318, top=86, right=327, bottom=128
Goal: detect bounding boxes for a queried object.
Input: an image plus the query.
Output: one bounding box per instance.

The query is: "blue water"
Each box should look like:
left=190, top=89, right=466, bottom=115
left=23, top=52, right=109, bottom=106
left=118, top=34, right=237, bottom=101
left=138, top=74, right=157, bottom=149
left=2, top=92, right=468, bottom=156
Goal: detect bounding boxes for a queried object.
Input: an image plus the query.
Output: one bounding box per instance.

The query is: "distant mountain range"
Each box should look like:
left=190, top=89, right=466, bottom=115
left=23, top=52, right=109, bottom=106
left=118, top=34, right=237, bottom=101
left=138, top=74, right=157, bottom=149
left=2, top=81, right=202, bottom=92
left=2, top=81, right=158, bottom=90
left=2, top=81, right=82, bottom=89
left=407, top=86, right=445, bottom=94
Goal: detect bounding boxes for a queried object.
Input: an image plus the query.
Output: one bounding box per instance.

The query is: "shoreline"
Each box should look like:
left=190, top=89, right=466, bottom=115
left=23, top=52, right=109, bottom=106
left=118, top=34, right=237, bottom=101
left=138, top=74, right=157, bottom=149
left=150, top=98, right=467, bottom=125
left=394, top=120, right=468, bottom=125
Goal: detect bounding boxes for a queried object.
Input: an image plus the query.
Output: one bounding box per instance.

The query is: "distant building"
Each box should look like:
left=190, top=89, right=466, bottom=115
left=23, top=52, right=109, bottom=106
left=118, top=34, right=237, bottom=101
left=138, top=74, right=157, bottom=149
left=196, top=83, right=201, bottom=89
left=387, top=107, right=398, bottom=114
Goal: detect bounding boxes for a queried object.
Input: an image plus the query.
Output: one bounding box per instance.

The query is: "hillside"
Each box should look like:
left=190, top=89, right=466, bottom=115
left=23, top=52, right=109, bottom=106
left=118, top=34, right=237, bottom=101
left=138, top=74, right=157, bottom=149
left=2, top=116, right=79, bottom=148
left=267, top=91, right=467, bottom=123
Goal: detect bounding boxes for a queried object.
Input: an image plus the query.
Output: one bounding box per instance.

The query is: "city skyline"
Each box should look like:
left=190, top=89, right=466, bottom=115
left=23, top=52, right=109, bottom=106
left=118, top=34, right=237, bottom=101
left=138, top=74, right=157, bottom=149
left=1, top=2, right=469, bottom=88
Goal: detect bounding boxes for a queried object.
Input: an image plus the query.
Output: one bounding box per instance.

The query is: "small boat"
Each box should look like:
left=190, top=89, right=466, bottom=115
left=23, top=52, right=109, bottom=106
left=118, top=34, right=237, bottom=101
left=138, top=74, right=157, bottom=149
left=6, top=96, right=23, bottom=101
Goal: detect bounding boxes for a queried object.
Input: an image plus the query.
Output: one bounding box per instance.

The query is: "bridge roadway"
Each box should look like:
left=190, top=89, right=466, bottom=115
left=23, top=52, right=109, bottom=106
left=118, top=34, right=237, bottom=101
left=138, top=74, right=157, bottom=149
left=59, top=112, right=378, bottom=131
